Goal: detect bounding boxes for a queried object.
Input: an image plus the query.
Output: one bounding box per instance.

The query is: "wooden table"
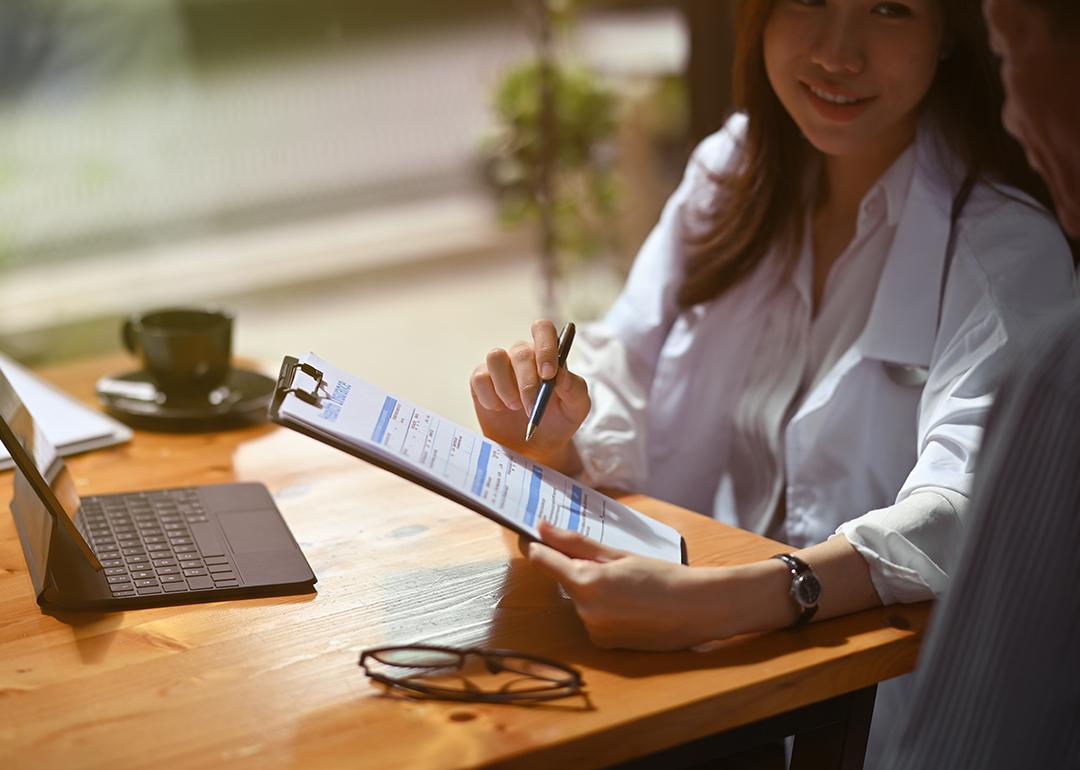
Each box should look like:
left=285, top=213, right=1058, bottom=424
left=0, top=356, right=931, bottom=769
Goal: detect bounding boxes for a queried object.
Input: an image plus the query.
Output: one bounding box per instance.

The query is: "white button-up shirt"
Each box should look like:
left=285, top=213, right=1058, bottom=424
left=571, top=114, right=1076, bottom=603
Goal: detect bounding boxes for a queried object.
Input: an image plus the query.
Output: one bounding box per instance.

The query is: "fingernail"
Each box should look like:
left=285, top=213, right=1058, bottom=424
left=541, top=363, right=555, bottom=379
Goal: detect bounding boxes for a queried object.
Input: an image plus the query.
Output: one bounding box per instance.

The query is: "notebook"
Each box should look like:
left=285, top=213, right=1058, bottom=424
left=0, top=354, right=132, bottom=470
left=0, top=365, right=317, bottom=611
left=270, top=353, right=687, bottom=564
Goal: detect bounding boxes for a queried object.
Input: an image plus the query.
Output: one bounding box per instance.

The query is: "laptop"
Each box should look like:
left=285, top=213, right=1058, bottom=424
left=0, top=366, right=316, bottom=611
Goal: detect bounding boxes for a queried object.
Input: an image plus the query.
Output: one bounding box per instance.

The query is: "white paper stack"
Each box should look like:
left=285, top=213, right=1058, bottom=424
left=0, top=354, right=132, bottom=470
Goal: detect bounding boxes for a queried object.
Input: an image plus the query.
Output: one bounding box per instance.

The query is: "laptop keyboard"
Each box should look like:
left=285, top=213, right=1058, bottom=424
left=76, top=488, right=240, bottom=598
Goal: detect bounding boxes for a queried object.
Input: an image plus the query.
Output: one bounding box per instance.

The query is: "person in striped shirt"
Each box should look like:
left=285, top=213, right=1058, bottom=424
left=882, top=0, right=1080, bottom=767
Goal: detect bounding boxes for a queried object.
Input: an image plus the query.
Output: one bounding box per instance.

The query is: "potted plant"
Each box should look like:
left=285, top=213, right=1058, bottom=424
left=483, top=0, right=619, bottom=319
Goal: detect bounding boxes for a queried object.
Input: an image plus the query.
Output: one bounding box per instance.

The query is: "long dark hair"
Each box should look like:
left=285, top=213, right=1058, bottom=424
left=676, top=0, right=1055, bottom=309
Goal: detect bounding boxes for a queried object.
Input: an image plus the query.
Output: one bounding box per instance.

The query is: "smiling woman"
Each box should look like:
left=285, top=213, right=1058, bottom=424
left=464, top=0, right=1076, bottom=766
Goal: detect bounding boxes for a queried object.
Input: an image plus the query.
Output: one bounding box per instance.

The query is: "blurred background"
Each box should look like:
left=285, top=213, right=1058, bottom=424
left=0, top=0, right=733, bottom=425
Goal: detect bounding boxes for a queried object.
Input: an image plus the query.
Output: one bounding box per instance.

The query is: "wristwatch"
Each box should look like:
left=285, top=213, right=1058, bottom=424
left=772, top=553, right=821, bottom=626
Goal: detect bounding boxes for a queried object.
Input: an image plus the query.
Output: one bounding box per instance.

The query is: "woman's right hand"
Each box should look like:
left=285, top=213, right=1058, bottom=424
left=470, top=319, right=590, bottom=475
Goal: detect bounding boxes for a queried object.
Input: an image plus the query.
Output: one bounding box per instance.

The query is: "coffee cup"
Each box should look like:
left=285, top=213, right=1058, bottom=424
left=122, top=308, right=233, bottom=396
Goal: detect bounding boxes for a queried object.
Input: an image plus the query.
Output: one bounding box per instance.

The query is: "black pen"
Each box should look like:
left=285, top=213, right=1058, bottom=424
left=525, top=322, right=576, bottom=442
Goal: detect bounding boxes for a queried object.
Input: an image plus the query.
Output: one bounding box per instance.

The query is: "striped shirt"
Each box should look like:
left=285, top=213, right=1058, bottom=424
left=881, top=305, right=1080, bottom=769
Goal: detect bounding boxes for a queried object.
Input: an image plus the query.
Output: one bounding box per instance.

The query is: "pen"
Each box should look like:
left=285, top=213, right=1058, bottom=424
left=525, top=322, right=576, bottom=442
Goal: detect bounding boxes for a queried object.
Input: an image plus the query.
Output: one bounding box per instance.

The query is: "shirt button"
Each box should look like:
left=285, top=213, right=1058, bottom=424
left=864, top=194, right=883, bottom=219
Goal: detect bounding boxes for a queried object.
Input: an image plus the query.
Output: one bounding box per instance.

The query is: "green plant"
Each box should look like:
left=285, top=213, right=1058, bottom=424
left=484, top=0, right=620, bottom=317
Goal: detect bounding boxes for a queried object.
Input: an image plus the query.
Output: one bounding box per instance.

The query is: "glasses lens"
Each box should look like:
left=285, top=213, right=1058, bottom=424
left=493, top=655, right=575, bottom=684
left=373, top=648, right=462, bottom=668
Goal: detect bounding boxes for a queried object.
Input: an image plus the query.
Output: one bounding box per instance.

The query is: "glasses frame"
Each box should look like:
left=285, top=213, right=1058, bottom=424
left=358, top=644, right=584, bottom=703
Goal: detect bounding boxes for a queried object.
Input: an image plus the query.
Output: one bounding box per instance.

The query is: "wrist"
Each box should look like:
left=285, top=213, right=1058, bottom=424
left=718, top=560, right=803, bottom=638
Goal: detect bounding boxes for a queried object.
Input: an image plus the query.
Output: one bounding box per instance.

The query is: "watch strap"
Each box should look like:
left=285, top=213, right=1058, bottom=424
left=772, top=553, right=819, bottom=626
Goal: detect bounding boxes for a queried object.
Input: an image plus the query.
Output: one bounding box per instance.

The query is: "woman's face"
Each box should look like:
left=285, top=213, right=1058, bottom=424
left=764, top=0, right=947, bottom=159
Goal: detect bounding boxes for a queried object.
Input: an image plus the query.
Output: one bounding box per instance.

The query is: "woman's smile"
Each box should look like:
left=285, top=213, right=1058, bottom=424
left=799, top=79, right=877, bottom=122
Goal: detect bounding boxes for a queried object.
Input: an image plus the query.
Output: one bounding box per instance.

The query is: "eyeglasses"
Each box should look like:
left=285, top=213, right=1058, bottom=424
left=358, top=644, right=584, bottom=703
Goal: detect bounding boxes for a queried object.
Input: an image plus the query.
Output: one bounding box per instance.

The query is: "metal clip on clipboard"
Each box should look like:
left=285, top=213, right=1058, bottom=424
left=270, top=357, right=327, bottom=414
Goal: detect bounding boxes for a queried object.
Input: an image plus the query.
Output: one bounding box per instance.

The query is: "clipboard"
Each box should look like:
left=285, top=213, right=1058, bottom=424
left=269, top=356, right=688, bottom=565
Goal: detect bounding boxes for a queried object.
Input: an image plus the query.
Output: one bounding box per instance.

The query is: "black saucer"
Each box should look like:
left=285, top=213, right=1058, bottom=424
left=96, top=367, right=276, bottom=432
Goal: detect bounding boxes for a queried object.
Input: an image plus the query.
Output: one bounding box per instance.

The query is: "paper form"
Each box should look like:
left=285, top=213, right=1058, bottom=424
left=278, top=353, right=684, bottom=563
left=0, top=355, right=132, bottom=470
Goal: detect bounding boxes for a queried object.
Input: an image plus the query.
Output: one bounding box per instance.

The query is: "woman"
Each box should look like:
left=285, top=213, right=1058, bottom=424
left=470, top=0, right=1075, bottom=759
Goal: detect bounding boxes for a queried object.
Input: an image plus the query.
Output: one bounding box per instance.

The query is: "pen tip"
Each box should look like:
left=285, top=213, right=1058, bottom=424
left=525, top=424, right=535, bottom=442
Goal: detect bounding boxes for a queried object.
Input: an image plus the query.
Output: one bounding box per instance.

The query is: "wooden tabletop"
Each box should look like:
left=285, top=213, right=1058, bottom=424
left=0, top=355, right=931, bottom=769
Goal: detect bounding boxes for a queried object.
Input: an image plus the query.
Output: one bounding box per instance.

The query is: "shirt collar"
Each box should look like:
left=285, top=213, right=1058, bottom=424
left=878, top=142, right=918, bottom=228
left=852, top=116, right=962, bottom=367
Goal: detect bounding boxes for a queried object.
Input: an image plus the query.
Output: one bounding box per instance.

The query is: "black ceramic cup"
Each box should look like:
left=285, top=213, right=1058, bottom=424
left=122, top=308, right=233, bottom=395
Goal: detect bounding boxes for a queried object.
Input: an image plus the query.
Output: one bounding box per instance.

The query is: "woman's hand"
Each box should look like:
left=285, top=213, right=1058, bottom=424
left=470, top=319, right=590, bottom=474
left=527, top=521, right=726, bottom=650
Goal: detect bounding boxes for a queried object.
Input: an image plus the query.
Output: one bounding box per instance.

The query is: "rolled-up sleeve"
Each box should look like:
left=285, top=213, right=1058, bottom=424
left=839, top=193, right=1077, bottom=603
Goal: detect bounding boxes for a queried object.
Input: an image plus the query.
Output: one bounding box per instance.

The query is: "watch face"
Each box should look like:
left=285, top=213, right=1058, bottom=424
left=792, top=573, right=822, bottom=608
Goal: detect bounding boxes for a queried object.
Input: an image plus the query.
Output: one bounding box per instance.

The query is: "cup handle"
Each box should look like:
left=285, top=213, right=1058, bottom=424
left=121, top=319, right=139, bottom=354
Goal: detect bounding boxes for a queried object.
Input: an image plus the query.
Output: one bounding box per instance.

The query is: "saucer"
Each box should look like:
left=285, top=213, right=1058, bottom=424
left=96, top=367, right=276, bottom=432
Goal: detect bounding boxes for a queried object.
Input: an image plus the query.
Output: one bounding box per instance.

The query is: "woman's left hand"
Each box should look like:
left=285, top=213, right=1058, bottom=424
left=527, top=520, right=725, bottom=650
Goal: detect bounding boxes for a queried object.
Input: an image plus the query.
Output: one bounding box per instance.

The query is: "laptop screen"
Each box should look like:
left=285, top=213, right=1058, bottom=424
left=0, top=366, right=99, bottom=570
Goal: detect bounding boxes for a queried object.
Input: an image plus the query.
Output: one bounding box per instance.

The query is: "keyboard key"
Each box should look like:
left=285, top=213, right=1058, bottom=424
left=169, top=538, right=194, bottom=547
left=153, top=558, right=178, bottom=567
left=122, top=547, right=146, bottom=557
left=204, top=556, right=229, bottom=566
left=97, top=551, right=120, bottom=560
left=107, top=574, right=133, bottom=584
left=213, top=579, right=239, bottom=588
left=183, top=568, right=208, bottom=577
left=174, top=545, right=197, bottom=554
left=156, top=566, right=180, bottom=575
left=179, top=560, right=203, bottom=569
left=190, top=523, right=226, bottom=557
left=208, top=564, right=234, bottom=574
left=147, top=544, right=171, bottom=553
left=112, top=590, right=137, bottom=598
left=135, top=579, right=159, bottom=588
left=105, top=567, right=128, bottom=576
left=211, top=571, right=236, bottom=582
left=110, top=582, right=133, bottom=593
left=131, top=570, right=155, bottom=580
left=186, top=576, right=213, bottom=590
left=143, top=536, right=167, bottom=545
left=137, top=586, right=163, bottom=595
left=160, top=574, right=185, bottom=583
left=162, top=582, right=189, bottom=593
left=100, top=559, right=123, bottom=568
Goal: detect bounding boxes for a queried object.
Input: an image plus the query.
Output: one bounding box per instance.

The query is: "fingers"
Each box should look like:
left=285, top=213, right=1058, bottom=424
left=537, top=520, right=625, bottom=563
left=509, top=341, right=542, bottom=412
left=531, top=319, right=560, bottom=380
left=554, top=368, right=590, bottom=418
left=470, top=320, right=566, bottom=415
left=470, top=364, right=504, bottom=412
left=485, top=347, right=524, bottom=411
left=527, top=541, right=581, bottom=587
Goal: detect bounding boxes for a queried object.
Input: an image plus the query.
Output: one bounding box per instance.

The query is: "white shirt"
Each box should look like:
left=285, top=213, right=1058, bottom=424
left=571, top=113, right=1077, bottom=603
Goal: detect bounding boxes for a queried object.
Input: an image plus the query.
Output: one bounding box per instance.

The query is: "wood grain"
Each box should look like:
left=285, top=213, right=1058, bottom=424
left=0, top=356, right=930, bottom=770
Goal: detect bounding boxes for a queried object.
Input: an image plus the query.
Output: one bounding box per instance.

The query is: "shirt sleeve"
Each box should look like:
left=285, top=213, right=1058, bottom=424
left=839, top=191, right=1077, bottom=603
left=572, top=115, right=748, bottom=490
left=836, top=487, right=967, bottom=603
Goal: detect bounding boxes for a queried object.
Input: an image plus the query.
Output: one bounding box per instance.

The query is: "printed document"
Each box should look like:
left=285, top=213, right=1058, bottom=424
left=0, top=355, right=132, bottom=470
left=276, top=353, right=685, bottom=563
